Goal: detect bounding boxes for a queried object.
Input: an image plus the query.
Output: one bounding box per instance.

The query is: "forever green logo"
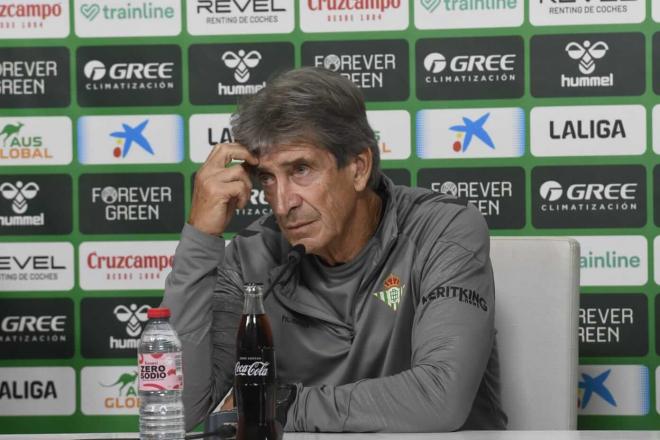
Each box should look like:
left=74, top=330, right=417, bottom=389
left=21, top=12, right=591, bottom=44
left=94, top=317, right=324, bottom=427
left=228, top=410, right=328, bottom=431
left=80, top=4, right=101, bottom=21
left=421, top=0, right=442, bottom=12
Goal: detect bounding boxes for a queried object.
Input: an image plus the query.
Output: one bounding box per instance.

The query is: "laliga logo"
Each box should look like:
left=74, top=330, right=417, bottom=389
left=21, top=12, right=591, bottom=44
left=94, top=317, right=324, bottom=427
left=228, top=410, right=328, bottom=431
left=0, top=181, right=39, bottom=214
left=221, top=50, right=262, bottom=84
left=113, top=304, right=150, bottom=337
left=565, top=40, right=609, bottom=75
left=423, top=53, right=447, bottom=73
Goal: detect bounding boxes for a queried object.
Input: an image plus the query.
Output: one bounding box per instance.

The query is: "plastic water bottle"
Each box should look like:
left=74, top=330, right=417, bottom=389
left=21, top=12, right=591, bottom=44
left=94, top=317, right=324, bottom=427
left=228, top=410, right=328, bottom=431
left=138, top=307, right=185, bottom=440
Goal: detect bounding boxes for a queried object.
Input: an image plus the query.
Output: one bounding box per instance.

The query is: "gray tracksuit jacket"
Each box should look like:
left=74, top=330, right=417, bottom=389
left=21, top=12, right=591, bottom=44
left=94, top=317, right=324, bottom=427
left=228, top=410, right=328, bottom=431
left=162, top=175, right=507, bottom=432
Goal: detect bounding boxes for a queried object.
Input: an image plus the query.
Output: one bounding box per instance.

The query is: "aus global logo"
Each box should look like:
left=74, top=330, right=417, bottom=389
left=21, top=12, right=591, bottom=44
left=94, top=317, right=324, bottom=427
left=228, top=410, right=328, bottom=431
left=81, top=366, right=141, bottom=414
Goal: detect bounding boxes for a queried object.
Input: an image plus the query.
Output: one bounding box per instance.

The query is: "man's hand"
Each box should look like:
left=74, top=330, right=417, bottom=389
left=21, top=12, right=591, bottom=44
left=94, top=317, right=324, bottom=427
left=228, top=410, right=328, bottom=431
left=189, top=143, right=259, bottom=236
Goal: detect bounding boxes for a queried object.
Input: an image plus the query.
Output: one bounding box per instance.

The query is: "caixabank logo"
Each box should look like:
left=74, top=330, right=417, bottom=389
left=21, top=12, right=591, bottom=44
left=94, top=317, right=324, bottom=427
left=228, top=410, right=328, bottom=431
left=300, top=0, right=408, bottom=33
left=191, top=172, right=272, bottom=233
left=416, top=36, right=523, bottom=100
left=579, top=293, right=647, bottom=357
left=79, top=241, right=177, bottom=290
left=416, top=108, right=525, bottom=159
left=0, top=242, right=74, bottom=291
left=77, top=45, right=182, bottom=107
left=0, top=116, right=72, bottom=166
left=0, top=174, right=72, bottom=235
left=530, top=0, right=645, bottom=26
left=0, top=367, right=75, bottom=416
left=532, top=165, right=646, bottom=228
left=301, top=40, right=409, bottom=102
left=578, top=365, right=649, bottom=415
left=189, top=113, right=233, bottom=163
left=79, top=173, right=184, bottom=234
left=74, top=0, right=181, bottom=37
left=78, top=115, right=184, bottom=165
left=531, top=33, right=645, bottom=97
left=81, top=297, right=161, bottom=358
left=189, top=42, right=294, bottom=105
left=417, top=167, right=525, bottom=229
left=81, top=366, right=140, bottom=415
left=0, top=298, right=73, bottom=359
left=187, top=0, right=293, bottom=35
left=530, top=105, right=645, bottom=157
left=0, top=47, right=69, bottom=108
left=0, top=0, right=69, bottom=39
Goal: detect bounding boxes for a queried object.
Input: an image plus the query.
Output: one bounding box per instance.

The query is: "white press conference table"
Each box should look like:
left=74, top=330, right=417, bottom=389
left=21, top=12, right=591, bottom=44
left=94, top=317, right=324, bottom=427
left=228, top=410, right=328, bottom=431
left=1, top=432, right=660, bottom=440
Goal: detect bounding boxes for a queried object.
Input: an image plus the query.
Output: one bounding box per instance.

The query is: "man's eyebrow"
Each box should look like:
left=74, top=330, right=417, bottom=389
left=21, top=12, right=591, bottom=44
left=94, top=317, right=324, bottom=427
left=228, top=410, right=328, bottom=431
left=255, top=157, right=311, bottom=173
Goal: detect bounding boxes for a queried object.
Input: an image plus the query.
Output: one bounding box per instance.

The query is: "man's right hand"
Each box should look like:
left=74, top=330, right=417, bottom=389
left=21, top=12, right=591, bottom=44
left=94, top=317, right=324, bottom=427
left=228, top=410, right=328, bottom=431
left=189, top=143, right=259, bottom=236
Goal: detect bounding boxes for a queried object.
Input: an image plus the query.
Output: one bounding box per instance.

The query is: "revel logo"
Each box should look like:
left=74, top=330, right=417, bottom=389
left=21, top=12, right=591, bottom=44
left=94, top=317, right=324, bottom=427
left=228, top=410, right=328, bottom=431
left=0, top=298, right=74, bottom=359
left=532, top=165, right=646, bottom=228
left=416, top=36, right=524, bottom=100
left=302, top=40, right=409, bottom=102
left=0, top=47, right=70, bottom=108
left=189, top=42, right=294, bottom=105
left=0, top=242, right=74, bottom=292
left=187, top=0, right=293, bottom=36
left=77, top=45, right=182, bottom=107
left=530, top=0, right=645, bottom=26
left=81, top=297, right=160, bottom=358
left=531, top=33, right=644, bottom=97
left=0, top=174, right=71, bottom=235
left=418, top=167, right=525, bottom=230
left=79, top=173, right=184, bottom=234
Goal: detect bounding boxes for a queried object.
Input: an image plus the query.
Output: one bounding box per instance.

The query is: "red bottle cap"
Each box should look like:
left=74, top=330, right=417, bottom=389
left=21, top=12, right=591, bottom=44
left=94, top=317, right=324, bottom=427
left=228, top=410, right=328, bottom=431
left=147, top=307, right=171, bottom=319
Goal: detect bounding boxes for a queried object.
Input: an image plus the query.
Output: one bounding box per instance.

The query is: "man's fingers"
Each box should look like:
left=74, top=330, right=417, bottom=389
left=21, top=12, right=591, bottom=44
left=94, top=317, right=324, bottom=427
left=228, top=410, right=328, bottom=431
left=206, top=143, right=258, bottom=169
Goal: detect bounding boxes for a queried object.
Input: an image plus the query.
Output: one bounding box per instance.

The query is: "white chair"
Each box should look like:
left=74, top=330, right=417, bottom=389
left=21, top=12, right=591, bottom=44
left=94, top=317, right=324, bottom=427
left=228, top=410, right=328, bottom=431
left=490, top=237, right=580, bottom=430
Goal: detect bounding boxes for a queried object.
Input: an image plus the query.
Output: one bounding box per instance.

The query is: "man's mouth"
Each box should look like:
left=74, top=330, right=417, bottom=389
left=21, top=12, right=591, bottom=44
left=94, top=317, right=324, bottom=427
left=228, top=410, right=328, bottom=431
left=286, top=220, right=315, bottom=231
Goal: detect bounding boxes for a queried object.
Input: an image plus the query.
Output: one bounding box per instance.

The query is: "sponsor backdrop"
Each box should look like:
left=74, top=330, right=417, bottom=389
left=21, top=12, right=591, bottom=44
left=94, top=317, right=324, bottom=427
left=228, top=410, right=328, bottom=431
left=0, top=0, right=658, bottom=433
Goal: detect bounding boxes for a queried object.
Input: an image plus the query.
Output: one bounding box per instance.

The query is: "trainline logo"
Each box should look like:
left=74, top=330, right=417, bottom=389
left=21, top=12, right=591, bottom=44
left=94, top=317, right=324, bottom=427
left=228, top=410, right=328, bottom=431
left=572, top=236, right=647, bottom=286
left=415, top=0, right=523, bottom=29
left=74, top=0, right=181, bottom=37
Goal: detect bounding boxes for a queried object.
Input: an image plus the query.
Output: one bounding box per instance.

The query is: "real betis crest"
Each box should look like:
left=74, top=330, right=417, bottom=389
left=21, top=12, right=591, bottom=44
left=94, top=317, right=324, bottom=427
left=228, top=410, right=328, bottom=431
left=373, top=273, right=405, bottom=311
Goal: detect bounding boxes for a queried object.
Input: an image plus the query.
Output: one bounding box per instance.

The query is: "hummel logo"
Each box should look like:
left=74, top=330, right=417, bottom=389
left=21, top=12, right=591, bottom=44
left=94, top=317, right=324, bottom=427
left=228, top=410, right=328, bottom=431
left=221, top=50, right=262, bottom=84
left=565, top=40, right=609, bottom=75
left=0, top=181, right=39, bottom=214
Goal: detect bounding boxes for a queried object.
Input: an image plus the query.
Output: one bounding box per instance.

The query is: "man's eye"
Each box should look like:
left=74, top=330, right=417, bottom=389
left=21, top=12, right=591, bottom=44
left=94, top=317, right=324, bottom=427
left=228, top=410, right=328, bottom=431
left=259, top=174, right=274, bottom=186
left=293, top=164, right=309, bottom=175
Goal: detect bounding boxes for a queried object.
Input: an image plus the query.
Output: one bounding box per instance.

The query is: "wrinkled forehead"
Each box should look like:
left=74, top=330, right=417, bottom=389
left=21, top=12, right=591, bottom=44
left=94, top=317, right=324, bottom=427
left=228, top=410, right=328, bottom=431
left=254, top=143, right=330, bottom=172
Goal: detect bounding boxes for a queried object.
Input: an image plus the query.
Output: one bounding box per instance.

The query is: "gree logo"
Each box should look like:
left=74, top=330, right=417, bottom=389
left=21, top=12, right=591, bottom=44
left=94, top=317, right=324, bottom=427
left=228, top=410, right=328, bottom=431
left=221, top=50, right=261, bottom=83
left=113, top=304, right=149, bottom=337
left=566, top=40, right=609, bottom=75
left=0, top=181, right=39, bottom=214
left=539, top=181, right=637, bottom=202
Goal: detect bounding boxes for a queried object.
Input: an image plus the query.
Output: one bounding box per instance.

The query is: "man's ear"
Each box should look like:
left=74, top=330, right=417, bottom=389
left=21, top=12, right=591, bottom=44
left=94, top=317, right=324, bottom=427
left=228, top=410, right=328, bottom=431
left=352, top=148, right=373, bottom=192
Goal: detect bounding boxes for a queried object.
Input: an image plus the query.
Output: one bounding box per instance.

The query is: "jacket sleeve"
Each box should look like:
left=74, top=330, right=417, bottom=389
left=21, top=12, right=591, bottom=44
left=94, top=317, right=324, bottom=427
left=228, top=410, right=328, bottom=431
left=286, top=207, right=496, bottom=432
left=160, top=224, right=243, bottom=431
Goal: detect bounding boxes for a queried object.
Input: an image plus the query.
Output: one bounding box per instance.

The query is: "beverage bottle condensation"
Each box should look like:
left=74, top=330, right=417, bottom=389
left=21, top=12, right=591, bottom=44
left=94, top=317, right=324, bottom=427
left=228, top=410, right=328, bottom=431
left=138, top=307, right=185, bottom=440
left=235, top=283, right=281, bottom=440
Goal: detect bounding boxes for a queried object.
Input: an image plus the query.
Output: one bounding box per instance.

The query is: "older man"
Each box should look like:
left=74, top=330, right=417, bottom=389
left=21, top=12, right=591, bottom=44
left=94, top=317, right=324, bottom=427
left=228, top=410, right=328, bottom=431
left=162, top=67, right=506, bottom=432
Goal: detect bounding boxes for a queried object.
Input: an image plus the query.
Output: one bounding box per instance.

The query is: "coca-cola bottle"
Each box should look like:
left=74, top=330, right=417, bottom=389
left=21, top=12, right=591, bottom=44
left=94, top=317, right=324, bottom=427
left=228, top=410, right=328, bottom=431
left=234, top=283, right=280, bottom=440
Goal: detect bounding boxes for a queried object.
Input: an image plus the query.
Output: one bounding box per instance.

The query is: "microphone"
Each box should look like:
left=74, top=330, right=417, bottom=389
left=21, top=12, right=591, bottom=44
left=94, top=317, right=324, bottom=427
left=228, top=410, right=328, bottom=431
left=261, top=244, right=306, bottom=300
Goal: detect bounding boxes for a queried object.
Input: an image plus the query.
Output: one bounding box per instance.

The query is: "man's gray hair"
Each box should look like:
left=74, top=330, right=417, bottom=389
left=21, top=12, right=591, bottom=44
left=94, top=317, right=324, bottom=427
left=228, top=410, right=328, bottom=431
left=230, top=67, right=381, bottom=189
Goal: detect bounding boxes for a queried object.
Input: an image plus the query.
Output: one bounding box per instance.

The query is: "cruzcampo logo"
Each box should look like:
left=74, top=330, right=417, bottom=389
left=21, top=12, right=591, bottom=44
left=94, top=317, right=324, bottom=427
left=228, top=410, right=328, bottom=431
left=373, top=273, right=405, bottom=311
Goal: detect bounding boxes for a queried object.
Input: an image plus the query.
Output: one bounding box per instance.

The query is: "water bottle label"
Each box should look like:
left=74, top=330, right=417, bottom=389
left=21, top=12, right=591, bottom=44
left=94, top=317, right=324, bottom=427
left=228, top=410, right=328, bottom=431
left=138, top=353, right=183, bottom=392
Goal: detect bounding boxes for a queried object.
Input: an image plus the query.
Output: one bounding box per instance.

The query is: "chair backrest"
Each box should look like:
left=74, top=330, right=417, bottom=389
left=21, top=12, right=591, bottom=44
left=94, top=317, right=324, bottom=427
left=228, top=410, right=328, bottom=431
left=490, top=237, right=580, bottom=430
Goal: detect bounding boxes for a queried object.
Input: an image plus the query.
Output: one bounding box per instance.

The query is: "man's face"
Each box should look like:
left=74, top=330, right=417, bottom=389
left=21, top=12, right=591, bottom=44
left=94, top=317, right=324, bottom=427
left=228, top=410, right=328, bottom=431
left=255, top=143, right=359, bottom=256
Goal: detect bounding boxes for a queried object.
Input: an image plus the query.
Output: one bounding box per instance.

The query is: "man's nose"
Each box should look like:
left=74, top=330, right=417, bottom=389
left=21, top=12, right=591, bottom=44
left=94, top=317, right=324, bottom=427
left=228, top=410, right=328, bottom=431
left=272, top=180, right=302, bottom=217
